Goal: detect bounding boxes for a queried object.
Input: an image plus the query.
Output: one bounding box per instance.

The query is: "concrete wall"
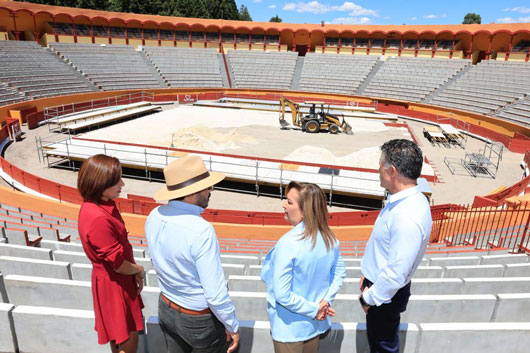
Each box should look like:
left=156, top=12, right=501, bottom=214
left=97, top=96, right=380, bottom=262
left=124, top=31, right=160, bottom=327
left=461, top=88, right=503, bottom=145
left=3, top=306, right=530, bottom=353
left=494, top=293, right=530, bottom=322
left=146, top=317, right=419, bottom=353
left=418, top=322, right=530, bottom=353
left=0, top=255, right=71, bottom=279
left=71, top=263, right=92, bottom=281
left=12, top=305, right=108, bottom=353
left=0, top=273, right=8, bottom=303
left=4, top=275, right=93, bottom=310
left=0, top=243, right=52, bottom=260
left=4, top=275, right=530, bottom=323
left=0, top=303, right=17, bottom=352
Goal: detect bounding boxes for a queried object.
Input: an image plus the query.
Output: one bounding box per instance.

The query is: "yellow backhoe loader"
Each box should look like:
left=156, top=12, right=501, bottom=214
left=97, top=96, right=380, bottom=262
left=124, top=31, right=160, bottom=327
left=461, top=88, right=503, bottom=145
left=278, top=96, right=353, bottom=135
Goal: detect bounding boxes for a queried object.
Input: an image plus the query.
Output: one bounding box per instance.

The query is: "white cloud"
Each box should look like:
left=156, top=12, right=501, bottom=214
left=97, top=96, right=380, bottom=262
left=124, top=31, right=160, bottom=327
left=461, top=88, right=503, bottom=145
left=504, top=6, right=530, bottom=13
left=253, top=0, right=262, bottom=2
left=330, top=16, right=373, bottom=24
left=268, top=4, right=277, bottom=9
left=441, top=14, right=447, bottom=18
left=332, top=2, right=378, bottom=16
left=519, top=16, right=530, bottom=21
left=282, top=1, right=377, bottom=16
left=410, top=16, right=417, bottom=21
left=423, top=14, right=437, bottom=19
left=282, top=1, right=329, bottom=14
left=496, top=17, right=517, bottom=23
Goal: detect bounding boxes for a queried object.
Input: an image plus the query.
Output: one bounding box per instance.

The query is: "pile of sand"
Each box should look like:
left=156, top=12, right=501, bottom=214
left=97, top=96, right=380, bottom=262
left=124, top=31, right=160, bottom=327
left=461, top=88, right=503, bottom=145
left=284, top=145, right=435, bottom=175
left=147, top=125, right=257, bottom=151
left=344, top=118, right=391, bottom=134
left=284, top=145, right=381, bottom=168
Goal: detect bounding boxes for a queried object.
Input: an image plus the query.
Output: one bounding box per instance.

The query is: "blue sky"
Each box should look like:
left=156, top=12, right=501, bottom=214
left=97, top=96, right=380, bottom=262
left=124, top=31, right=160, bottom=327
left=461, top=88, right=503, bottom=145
left=236, top=1, right=530, bottom=25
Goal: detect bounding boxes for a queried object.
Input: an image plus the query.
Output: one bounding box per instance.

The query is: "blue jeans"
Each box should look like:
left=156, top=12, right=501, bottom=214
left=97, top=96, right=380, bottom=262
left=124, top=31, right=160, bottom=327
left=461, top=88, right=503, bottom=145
left=158, top=295, right=228, bottom=353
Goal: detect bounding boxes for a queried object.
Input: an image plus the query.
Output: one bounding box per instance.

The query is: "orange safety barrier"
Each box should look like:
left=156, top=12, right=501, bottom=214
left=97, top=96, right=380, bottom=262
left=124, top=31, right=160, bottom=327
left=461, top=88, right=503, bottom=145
left=430, top=202, right=530, bottom=253
left=473, top=174, right=530, bottom=208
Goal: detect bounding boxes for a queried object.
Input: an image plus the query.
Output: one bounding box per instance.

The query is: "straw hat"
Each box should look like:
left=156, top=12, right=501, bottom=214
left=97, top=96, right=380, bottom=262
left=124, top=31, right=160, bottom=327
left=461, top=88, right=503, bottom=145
left=154, top=155, right=225, bottom=201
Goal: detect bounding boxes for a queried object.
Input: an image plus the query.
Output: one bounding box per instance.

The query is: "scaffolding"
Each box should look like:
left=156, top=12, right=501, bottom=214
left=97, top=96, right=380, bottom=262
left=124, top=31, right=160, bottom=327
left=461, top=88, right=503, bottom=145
left=445, top=140, right=503, bottom=179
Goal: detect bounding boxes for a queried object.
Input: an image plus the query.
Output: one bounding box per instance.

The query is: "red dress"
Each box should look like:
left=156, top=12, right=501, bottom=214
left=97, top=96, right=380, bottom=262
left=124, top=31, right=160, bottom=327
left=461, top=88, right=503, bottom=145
left=78, top=199, right=144, bottom=345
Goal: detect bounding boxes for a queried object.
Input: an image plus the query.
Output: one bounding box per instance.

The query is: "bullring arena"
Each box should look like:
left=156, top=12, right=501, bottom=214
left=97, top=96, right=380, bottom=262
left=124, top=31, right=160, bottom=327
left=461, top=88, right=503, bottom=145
left=1, top=1, right=530, bottom=352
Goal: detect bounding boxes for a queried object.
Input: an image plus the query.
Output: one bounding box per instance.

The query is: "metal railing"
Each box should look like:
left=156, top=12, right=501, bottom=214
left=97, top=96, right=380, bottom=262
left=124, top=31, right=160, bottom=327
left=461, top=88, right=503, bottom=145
left=431, top=203, right=530, bottom=253
left=44, top=91, right=154, bottom=129
left=36, top=136, right=383, bottom=209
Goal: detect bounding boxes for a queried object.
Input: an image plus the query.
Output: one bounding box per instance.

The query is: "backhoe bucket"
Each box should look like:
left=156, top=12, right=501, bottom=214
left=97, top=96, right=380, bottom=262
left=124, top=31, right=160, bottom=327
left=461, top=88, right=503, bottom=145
left=279, top=117, right=289, bottom=127
left=342, top=122, right=354, bottom=135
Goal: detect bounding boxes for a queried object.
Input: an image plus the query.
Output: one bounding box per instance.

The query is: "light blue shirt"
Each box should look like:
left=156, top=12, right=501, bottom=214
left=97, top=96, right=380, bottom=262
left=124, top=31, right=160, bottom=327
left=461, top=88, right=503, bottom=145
left=145, top=201, right=239, bottom=333
left=261, top=222, right=346, bottom=342
left=361, top=186, right=432, bottom=306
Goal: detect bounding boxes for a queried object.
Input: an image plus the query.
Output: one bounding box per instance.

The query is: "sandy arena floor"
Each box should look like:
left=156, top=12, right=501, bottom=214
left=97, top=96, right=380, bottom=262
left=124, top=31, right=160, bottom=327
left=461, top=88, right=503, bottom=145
left=78, top=105, right=434, bottom=175
left=4, top=102, right=524, bottom=211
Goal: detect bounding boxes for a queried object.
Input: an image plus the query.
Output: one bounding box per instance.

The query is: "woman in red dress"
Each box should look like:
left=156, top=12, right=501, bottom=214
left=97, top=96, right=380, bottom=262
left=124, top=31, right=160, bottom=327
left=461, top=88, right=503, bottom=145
left=77, top=154, right=145, bottom=353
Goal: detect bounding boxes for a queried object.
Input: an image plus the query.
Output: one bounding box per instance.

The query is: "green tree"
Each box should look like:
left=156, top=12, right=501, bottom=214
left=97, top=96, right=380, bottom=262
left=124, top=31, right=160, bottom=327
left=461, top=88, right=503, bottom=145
left=191, top=0, right=210, bottom=18
left=173, top=0, right=192, bottom=17
left=158, top=0, right=177, bottom=16
left=75, top=0, right=108, bottom=9
left=218, top=0, right=240, bottom=20
left=143, top=0, right=164, bottom=15
left=239, top=4, right=252, bottom=21
left=205, top=0, right=219, bottom=18
left=463, top=13, right=481, bottom=24
left=269, top=15, right=282, bottom=23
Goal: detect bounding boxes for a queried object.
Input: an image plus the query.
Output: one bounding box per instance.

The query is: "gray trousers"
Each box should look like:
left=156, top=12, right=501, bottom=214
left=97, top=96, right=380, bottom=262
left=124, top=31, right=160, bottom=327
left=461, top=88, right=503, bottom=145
left=158, top=295, right=228, bottom=353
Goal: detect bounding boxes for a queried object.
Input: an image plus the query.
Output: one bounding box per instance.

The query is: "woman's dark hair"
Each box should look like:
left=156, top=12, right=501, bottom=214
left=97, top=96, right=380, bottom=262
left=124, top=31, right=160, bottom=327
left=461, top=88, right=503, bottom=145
left=77, top=154, right=122, bottom=203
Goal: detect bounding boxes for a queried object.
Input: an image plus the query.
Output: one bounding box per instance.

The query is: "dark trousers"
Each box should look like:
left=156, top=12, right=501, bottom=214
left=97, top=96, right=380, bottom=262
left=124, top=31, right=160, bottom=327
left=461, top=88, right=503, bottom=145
left=362, top=278, right=411, bottom=353
left=158, top=295, right=228, bottom=353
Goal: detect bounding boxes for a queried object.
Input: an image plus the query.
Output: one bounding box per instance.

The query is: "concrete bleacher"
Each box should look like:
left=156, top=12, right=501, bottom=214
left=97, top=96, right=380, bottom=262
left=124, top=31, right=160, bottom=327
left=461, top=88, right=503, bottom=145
left=143, top=46, right=223, bottom=88
left=145, top=318, right=530, bottom=353
left=3, top=266, right=529, bottom=323
left=0, top=82, right=27, bottom=107
left=362, top=56, right=470, bottom=102
left=298, top=53, right=378, bottom=95
left=431, top=60, right=530, bottom=116
left=0, top=40, right=97, bottom=99
left=1, top=200, right=530, bottom=352
left=1, top=201, right=76, bottom=244
left=0, top=229, right=529, bottom=352
left=495, top=96, right=530, bottom=125
left=49, top=42, right=167, bottom=91
left=228, top=50, right=298, bottom=90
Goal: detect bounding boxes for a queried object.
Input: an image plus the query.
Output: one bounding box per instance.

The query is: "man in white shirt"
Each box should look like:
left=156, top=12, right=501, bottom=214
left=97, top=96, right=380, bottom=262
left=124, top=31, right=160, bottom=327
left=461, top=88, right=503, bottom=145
left=146, top=155, right=239, bottom=353
left=359, top=139, right=432, bottom=353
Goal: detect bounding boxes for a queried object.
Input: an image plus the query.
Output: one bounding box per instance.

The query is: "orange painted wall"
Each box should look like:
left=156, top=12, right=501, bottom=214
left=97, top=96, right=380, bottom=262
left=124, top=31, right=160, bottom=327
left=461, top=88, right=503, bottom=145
left=0, top=185, right=373, bottom=240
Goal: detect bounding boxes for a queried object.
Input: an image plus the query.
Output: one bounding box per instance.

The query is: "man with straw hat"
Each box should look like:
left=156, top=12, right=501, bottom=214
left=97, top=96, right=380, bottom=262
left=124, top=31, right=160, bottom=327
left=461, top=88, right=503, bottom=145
left=146, top=155, right=240, bottom=353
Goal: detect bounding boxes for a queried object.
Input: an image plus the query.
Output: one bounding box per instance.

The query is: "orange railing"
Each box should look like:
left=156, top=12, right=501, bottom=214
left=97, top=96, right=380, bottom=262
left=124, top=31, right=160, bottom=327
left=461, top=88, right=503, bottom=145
left=431, top=202, right=530, bottom=253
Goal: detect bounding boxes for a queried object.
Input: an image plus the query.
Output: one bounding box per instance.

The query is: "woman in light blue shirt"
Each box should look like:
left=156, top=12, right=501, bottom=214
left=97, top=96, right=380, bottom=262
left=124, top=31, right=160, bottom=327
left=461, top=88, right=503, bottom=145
left=261, top=181, right=346, bottom=353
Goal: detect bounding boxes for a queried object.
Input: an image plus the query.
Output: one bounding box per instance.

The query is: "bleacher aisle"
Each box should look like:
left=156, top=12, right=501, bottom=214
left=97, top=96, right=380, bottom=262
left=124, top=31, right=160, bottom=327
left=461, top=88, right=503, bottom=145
left=49, top=42, right=168, bottom=91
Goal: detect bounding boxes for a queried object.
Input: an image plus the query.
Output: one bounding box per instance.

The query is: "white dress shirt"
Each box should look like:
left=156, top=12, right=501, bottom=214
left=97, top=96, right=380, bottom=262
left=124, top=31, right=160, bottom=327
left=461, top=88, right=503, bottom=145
left=361, top=186, right=432, bottom=306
